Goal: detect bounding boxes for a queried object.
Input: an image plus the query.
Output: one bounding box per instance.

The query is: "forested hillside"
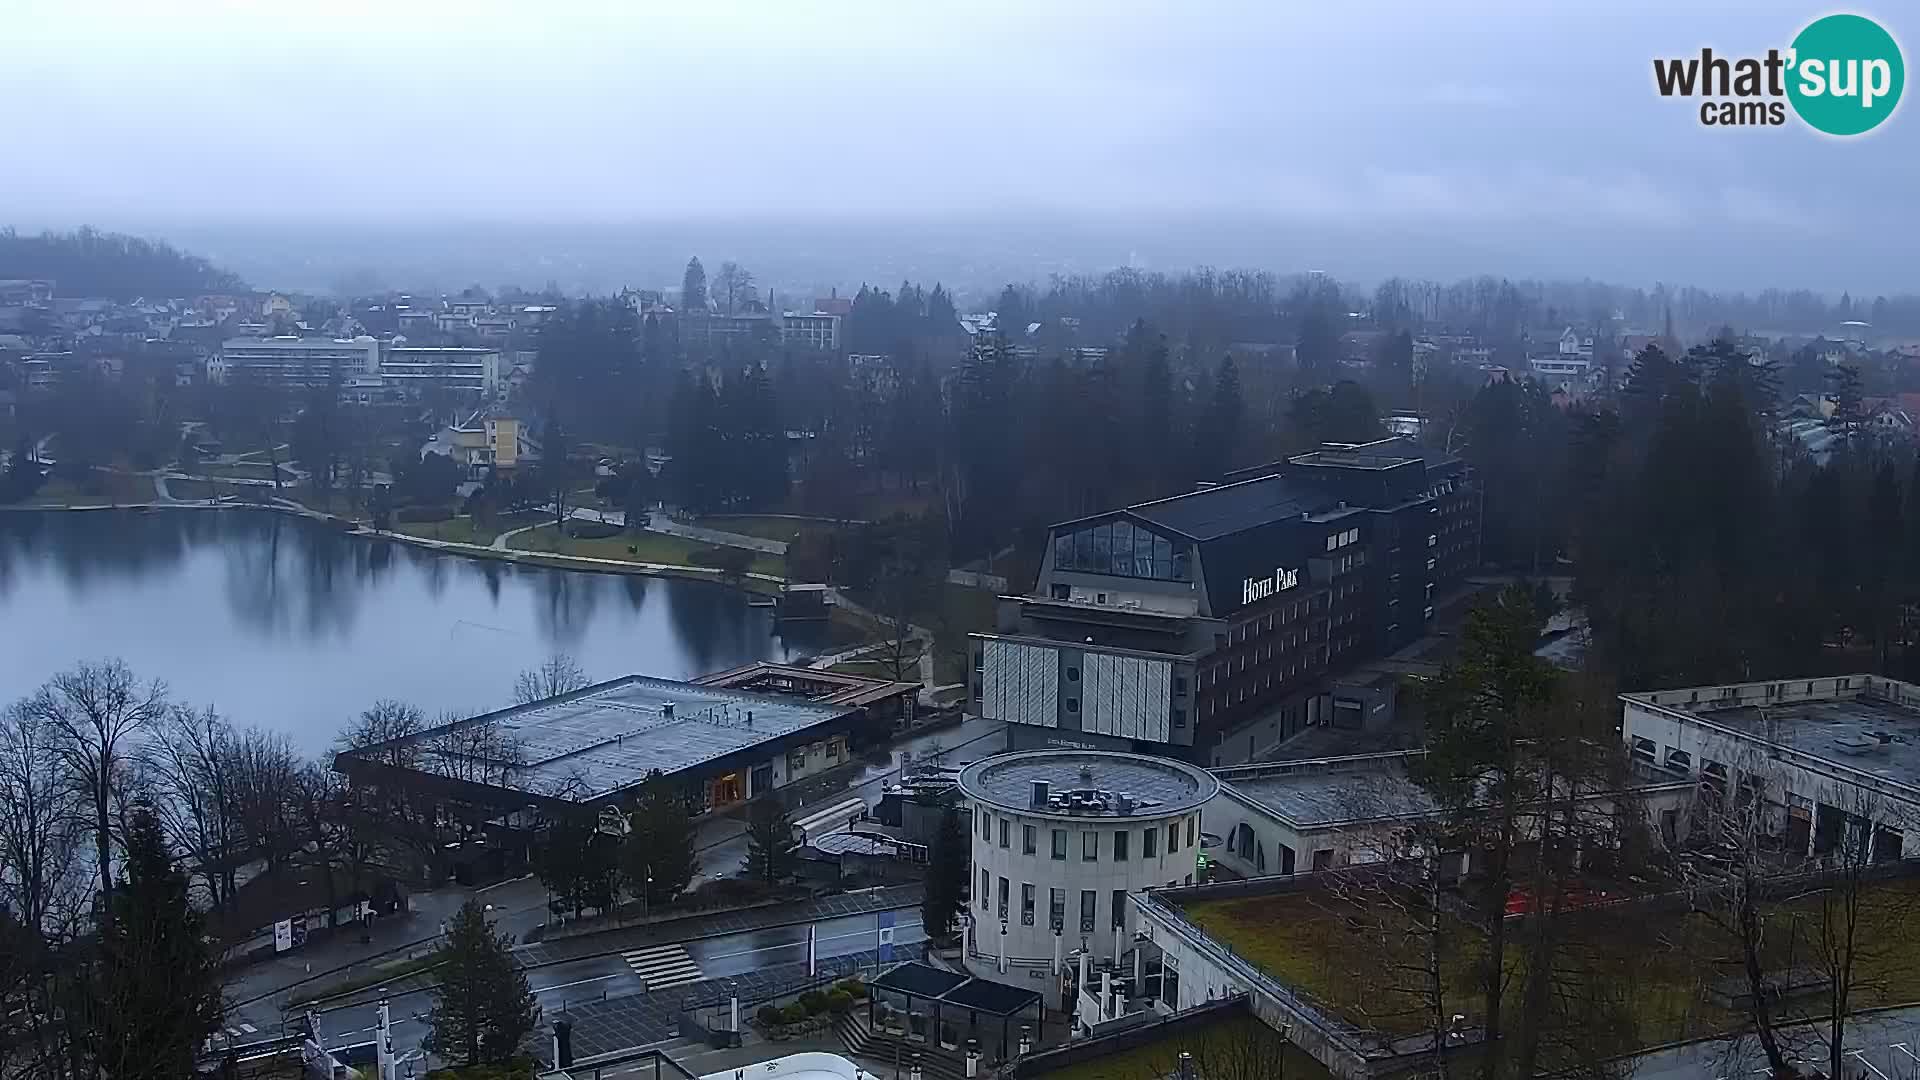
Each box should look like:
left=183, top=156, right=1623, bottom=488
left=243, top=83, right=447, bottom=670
left=0, top=226, right=245, bottom=299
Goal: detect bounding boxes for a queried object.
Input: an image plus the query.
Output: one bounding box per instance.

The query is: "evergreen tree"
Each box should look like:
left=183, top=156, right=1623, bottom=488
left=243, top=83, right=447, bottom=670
left=91, top=803, right=222, bottom=1079
left=1295, top=304, right=1339, bottom=372
left=1865, top=463, right=1905, bottom=673
left=921, top=807, right=969, bottom=941
left=425, top=899, right=541, bottom=1067
left=741, top=796, right=798, bottom=884
left=1190, top=355, right=1244, bottom=479
left=1826, top=363, right=1868, bottom=449
left=531, top=815, right=621, bottom=919
left=1408, top=586, right=1562, bottom=1080
left=622, top=770, right=697, bottom=906
left=681, top=257, right=708, bottom=312
left=1136, top=326, right=1173, bottom=500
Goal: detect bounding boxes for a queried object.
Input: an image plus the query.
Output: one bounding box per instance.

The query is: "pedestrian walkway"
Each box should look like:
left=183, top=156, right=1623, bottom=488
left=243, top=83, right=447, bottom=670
left=515, top=885, right=923, bottom=969
left=621, top=943, right=706, bottom=990
left=648, top=511, right=789, bottom=555
left=554, top=949, right=886, bottom=1059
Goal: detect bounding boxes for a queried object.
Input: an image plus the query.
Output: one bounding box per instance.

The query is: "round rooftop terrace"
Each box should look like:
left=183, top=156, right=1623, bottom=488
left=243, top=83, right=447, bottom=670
left=957, top=749, right=1218, bottom=821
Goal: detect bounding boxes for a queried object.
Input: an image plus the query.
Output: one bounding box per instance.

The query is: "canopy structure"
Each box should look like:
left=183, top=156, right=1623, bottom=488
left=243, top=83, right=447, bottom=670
left=866, top=962, right=1045, bottom=1061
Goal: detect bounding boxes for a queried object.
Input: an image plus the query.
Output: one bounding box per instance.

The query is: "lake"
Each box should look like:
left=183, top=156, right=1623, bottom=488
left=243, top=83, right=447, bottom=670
left=0, top=509, right=833, bottom=756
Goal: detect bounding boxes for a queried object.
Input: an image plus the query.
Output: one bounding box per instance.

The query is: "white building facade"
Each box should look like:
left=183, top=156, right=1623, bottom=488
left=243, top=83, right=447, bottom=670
left=957, top=750, right=1217, bottom=988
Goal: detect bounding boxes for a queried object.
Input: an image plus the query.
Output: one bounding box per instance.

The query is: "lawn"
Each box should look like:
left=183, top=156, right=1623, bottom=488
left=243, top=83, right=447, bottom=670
left=390, top=511, right=539, bottom=547
left=193, top=461, right=286, bottom=482
left=1036, top=1009, right=1327, bottom=1080
left=1181, top=876, right=1920, bottom=1061
left=508, top=524, right=787, bottom=578
left=696, top=514, right=849, bottom=545
left=167, top=478, right=247, bottom=502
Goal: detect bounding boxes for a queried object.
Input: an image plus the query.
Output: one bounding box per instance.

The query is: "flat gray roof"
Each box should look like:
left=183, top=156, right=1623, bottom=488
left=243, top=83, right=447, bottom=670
left=355, top=674, right=852, bottom=803
left=959, top=750, right=1217, bottom=820
left=1624, top=676, right=1920, bottom=794
left=1701, top=698, right=1920, bottom=788
left=1216, top=753, right=1437, bottom=829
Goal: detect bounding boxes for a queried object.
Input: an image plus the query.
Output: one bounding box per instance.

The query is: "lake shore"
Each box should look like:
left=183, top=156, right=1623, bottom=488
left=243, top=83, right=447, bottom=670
left=0, top=497, right=789, bottom=594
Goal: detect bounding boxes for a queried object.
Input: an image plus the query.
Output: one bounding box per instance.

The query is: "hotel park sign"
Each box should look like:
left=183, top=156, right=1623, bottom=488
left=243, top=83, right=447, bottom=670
left=1241, top=566, right=1300, bottom=606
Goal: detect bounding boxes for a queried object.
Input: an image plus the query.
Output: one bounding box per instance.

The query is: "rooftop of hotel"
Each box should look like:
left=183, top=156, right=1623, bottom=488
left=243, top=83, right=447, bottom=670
left=338, top=674, right=852, bottom=803
left=958, top=750, right=1218, bottom=819
left=692, top=661, right=918, bottom=709
left=1625, top=675, right=1920, bottom=790
left=1214, top=752, right=1438, bottom=828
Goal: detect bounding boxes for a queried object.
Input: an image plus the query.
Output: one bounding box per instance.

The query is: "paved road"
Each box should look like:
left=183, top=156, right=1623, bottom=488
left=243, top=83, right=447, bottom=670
left=1628, top=1008, right=1920, bottom=1080
left=247, top=909, right=926, bottom=1060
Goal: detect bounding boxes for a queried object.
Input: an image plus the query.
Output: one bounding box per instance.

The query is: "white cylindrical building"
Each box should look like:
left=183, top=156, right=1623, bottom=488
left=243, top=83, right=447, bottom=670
left=956, top=750, right=1218, bottom=985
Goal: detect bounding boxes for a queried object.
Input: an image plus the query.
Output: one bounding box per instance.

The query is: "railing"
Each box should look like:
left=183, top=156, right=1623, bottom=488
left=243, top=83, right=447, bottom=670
left=558, top=1046, right=700, bottom=1080
left=1136, top=890, right=1375, bottom=1056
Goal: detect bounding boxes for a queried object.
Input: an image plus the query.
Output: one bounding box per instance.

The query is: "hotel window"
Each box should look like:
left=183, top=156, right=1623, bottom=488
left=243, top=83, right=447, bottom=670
left=1168, top=823, right=1181, bottom=854
left=980, top=811, right=991, bottom=840
left=1083, top=831, right=1099, bottom=861
left=1049, top=888, right=1066, bottom=931
left=979, top=868, right=989, bottom=910
left=999, top=818, right=1010, bottom=848
left=1172, top=706, right=1187, bottom=729
left=1023, top=824, right=1037, bottom=855
left=1143, top=827, right=1158, bottom=858
left=1052, top=829, right=1068, bottom=860
left=1080, top=890, right=1097, bottom=933
left=1113, top=829, right=1130, bottom=861
left=997, top=876, right=1009, bottom=921
left=1187, top=816, right=1197, bottom=846
left=1021, top=883, right=1036, bottom=925
left=1112, top=889, right=1128, bottom=929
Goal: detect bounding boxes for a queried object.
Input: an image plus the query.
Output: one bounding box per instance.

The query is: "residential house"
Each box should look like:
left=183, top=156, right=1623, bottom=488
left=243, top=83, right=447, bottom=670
left=438, top=404, right=539, bottom=478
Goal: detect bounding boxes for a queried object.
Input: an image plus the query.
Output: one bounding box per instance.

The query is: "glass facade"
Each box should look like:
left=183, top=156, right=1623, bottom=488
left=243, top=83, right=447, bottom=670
left=1053, top=519, right=1189, bottom=581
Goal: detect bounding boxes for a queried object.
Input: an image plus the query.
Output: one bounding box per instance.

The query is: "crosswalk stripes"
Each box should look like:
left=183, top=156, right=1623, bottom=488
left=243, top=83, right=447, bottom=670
left=620, top=943, right=704, bottom=991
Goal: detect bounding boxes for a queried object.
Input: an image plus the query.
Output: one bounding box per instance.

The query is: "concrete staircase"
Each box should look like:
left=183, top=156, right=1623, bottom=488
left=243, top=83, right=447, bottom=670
left=833, top=1012, right=970, bottom=1080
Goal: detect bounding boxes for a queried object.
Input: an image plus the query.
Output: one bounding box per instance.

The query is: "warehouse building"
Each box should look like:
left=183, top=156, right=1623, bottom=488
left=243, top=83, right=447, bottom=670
left=333, top=673, right=868, bottom=817
left=1621, top=674, right=1920, bottom=862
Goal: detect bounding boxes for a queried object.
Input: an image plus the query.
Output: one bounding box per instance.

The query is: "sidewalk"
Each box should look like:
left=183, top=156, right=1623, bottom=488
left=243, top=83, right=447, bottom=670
left=514, top=884, right=925, bottom=969
left=224, top=875, right=549, bottom=1007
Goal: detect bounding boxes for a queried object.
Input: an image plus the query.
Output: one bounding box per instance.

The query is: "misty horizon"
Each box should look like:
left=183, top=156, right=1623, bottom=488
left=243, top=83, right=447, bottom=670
left=5, top=1, right=1916, bottom=296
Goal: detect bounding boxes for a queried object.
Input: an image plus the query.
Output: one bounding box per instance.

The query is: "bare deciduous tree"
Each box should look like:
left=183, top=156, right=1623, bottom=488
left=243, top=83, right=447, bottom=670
left=25, top=660, right=169, bottom=906
left=1807, top=781, right=1920, bottom=1080
left=713, top=261, right=754, bottom=317
left=146, top=704, right=243, bottom=911
left=512, top=653, right=589, bottom=705
left=229, top=727, right=300, bottom=877
left=0, top=700, right=86, bottom=938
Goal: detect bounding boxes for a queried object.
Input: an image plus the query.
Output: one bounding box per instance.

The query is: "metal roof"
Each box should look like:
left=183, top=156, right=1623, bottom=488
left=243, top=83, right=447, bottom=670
left=346, top=674, right=854, bottom=803
left=959, top=750, right=1218, bottom=820
left=1122, top=475, right=1331, bottom=541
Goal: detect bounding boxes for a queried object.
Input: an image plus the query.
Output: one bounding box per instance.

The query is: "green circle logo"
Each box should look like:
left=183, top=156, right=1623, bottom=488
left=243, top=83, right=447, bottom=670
left=1787, top=14, right=1904, bottom=135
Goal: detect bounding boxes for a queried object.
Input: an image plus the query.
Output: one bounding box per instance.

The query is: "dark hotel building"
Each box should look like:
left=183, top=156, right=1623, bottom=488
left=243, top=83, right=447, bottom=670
left=970, top=437, right=1479, bottom=766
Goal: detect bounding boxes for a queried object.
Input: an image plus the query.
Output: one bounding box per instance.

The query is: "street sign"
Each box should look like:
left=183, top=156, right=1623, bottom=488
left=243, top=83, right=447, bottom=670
left=877, top=911, right=897, bottom=962
left=274, top=919, right=294, bottom=953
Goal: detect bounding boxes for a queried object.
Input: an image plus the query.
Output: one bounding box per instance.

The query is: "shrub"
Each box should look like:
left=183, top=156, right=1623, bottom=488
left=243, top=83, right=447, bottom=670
left=798, top=990, right=829, bottom=1015
left=781, top=1003, right=808, bottom=1025
left=825, top=989, right=853, bottom=1014
left=756, top=1004, right=785, bottom=1028
left=836, top=978, right=868, bottom=999
left=688, top=877, right=772, bottom=906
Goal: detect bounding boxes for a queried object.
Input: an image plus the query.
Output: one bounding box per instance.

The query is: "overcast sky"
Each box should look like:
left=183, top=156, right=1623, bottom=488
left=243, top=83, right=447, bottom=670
left=4, top=1, right=1912, bottom=293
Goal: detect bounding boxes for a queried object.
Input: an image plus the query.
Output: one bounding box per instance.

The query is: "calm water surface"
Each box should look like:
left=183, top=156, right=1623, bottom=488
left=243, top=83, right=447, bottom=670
left=0, top=509, right=830, bottom=755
